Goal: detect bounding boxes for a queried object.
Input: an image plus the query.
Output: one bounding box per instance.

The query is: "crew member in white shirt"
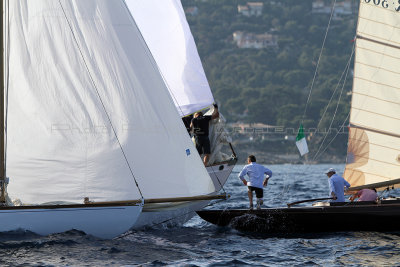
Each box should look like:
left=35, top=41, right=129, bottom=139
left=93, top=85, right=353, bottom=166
left=239, top=155, right=272, bottom=210
left=326, top=168, right=350, bottom=202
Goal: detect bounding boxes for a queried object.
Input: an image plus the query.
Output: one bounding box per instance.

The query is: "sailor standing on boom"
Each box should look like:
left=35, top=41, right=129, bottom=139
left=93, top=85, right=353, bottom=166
left=239, top=155, right=272, bottom=210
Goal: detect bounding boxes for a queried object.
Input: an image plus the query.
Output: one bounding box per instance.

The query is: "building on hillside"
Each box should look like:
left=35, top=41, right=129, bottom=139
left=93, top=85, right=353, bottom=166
left=233, top=31, right=278, bottom=49
left=238, top=2, right=263, bottom=17
left=185, top=6, right=199, bottom=16
left=312, top=0, right=354, bottom=18
left=227, top=122, right=286, bottom=142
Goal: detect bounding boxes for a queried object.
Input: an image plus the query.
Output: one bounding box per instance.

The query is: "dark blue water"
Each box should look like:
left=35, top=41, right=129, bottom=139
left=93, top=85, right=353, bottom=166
left=1, top=164, right=400, bottom=266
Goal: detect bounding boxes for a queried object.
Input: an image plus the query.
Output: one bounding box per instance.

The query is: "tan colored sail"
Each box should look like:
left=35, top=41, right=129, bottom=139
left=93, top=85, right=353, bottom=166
left=344, top=1, right=400, bottom=190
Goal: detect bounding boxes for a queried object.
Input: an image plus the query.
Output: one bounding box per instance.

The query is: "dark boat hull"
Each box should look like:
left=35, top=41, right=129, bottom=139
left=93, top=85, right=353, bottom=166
left=196, top=201, right=400, bottom=233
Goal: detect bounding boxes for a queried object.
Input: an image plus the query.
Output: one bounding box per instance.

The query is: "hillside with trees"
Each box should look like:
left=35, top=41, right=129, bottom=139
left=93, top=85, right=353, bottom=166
left=181, top=0, right=358, bottom=162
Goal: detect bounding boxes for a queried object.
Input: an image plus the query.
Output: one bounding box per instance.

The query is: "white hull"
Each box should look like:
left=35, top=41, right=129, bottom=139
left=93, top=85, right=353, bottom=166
left=0, top=204, right=142, bottom=239
left=132, top=160, right=235, bottom=229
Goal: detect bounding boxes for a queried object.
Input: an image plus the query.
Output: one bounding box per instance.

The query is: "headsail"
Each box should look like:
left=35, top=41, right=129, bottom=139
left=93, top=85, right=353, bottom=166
left=5, top=0, right=215, bottom=204
left=343, top=0, right=400, bottom=190
left=125, top=0, right=214, bottom=116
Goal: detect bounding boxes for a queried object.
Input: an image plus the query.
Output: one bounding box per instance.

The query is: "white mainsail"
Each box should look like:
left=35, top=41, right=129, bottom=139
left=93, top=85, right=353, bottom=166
left=5, top=0, right=215, bottom=205
left=344, top=1, right=400, bottom=189
left=125, top=0, right=214, bottom=116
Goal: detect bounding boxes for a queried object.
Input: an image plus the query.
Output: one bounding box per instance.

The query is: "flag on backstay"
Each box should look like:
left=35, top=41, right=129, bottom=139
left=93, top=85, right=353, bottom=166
left=296, top=124, right=309, bottom=156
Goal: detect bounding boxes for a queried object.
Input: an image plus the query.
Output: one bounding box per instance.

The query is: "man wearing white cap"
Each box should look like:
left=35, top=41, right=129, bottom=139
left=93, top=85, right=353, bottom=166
left=325, top=168, right=350, bottom=202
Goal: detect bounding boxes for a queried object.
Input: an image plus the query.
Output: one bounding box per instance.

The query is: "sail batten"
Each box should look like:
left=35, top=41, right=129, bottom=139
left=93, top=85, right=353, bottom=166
left=344, top=0, right=400, bottom=190
left=357, top=35, right=400, bottom=50
left=350, top=123, right=400, bottom=139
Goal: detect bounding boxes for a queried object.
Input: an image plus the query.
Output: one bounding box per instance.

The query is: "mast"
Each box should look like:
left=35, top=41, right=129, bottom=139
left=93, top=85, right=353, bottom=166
left=0, top=0, right=5, bottom=204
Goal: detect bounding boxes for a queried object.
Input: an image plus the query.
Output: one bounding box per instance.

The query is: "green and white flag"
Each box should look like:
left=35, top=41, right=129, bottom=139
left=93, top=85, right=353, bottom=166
left=296, top=124, right=309, bottom=156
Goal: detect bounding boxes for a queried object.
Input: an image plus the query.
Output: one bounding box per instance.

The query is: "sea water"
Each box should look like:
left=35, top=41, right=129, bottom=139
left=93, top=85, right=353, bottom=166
left=1, top=164, right=400, bottom=266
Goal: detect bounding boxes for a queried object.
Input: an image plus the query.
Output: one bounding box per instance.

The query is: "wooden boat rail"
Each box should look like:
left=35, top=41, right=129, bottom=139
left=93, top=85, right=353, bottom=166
left=0, top=194, right=228, bottom=210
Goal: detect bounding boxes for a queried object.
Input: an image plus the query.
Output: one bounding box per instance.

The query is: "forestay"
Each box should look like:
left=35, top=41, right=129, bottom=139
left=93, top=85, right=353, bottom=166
left=344, top=0, right=400, bottom=189
left=5, top=0, right=215, bottom=204
left=125, top=0, right=214, bottom=116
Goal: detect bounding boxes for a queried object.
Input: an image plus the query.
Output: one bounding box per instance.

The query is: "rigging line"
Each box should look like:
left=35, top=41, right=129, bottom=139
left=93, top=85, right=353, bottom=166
left=4, top=0, right=9, bottom=178
left=209, top=164, right=226, bottom=195
left=279, top=183, right=291, bottom=203
left=312, top=47, right=353, bottom=161
left=302, top=0, right=337, bottom=123
left=313, top=112, right=350, bottom=160
left=121, top=0, right=186, bottom=118
left=315, top=43, right=355, bottom=131
left=58, top=1, right=144, bottom=198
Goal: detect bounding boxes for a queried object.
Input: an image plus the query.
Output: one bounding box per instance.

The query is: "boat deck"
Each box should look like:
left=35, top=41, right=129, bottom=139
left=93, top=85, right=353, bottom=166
left=197, top=200, right=400, bottom=233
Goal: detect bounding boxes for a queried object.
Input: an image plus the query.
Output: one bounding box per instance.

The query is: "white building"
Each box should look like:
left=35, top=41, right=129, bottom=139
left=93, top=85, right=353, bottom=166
left=312, top=0, right=353, bottom=18
left=238, top=2, right=263, bottom=17
left=233, top=31, right=278, bottom=49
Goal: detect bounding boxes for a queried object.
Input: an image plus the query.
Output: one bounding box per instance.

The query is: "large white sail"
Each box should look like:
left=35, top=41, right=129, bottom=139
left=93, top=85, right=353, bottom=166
left=5, top=0, right=215, bottom=204
left=125, top=0, right=214, bottom=116
left=344, top=1, right=400, bottom=188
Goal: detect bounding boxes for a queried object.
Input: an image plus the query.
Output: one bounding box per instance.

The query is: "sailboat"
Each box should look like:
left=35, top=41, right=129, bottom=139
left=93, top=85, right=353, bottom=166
left=0, top=0, right=224, bottom=238
left=197, top=0, right=400, bottom=233
left=125, top=0, right=237, bottom=228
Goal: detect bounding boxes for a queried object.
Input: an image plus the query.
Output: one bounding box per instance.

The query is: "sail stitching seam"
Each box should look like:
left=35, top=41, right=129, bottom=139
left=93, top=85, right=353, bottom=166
left=57, top=1, right=144, bottom=198
left=354, top=76, right=400, bottom=91
left=357, top=45, right=400, bottom=61
left=350, top=123, right=400, bottom=139
left=345, top=168, right=397, bottom=179
left=348, top=137, right=400, bottom=152
left=351, top=107, right=400, bottom=121
left=359, top=14, right=400, bottom=30
left=347, top=154, right=400, bottom=167
left=352, top=92, right=400, bottom=106
left=356, top=61, right=400, bottom=76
